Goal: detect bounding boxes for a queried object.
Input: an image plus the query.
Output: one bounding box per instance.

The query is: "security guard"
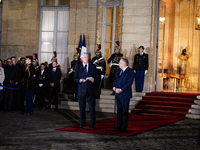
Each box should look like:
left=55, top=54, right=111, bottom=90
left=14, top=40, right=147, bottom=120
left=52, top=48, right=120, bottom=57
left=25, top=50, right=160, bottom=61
left=69, top=52, right=81, bottom=101
left=133, top=46, right=148, bottom=92
left=108, top=41, right=123, bottom=95
left=91, top=44, right=106, bottom=99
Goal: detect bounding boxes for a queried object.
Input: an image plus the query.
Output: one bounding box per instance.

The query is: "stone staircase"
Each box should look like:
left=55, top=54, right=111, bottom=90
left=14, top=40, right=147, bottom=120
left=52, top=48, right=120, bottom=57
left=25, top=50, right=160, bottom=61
left=186, top=95, right=200, bottom=119
left=58, top=89, right=145, bottom=113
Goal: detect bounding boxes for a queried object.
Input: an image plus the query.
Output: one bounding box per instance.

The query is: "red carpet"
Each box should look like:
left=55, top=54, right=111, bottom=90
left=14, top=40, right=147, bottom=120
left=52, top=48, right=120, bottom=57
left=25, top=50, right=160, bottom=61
left=132, top=92, right=198, bottom=117
left=55, top=114, right=183, bottom=137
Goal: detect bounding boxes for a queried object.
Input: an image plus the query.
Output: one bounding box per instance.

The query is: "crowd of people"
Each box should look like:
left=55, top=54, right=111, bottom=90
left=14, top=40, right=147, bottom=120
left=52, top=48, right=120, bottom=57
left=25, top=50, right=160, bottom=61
left=0, top=54, right=61, bottom=115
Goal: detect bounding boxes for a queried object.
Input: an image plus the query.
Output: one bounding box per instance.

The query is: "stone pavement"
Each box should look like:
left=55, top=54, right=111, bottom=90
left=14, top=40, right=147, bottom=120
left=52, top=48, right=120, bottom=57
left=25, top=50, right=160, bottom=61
left=0, top=109, right=200, bottom=150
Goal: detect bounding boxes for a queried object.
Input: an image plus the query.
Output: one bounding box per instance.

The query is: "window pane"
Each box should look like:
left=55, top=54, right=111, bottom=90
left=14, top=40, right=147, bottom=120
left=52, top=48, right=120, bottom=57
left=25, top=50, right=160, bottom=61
left=43, top=0, right=55, bottom=6
left=115, top=24, right=120, bottom=41
left=106, top=7, right=113, bottom=24
left=57, top=32, right=68, bottom=53
left=41, top=32, right=54, bottom=52
left=57, top=53, right=67, bottom=73
left=40, top=52, right=53, bottom=63
left=159, top=22, right=164, bottom=41
left=57, top=11, right=69, bottom=31
left=105, top=25, right=113, bottom=41
left=116, top=6, right=121, bottom=23
left=104, top=42, right=112, bottom=58
left=58, top=0, right=70, bottom=5
left=106, top=0, right=114, bottom=2
left=158, top=41, right=164, bottom=59
left=42, top=11, right=55, bottom=31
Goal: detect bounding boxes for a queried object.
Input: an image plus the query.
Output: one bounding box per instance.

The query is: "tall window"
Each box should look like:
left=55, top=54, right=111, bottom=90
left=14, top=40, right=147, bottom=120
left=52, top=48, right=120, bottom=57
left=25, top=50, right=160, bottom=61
left=39, top=0, right=69, bottom=74
left=102, top=0, right=122, bottom=75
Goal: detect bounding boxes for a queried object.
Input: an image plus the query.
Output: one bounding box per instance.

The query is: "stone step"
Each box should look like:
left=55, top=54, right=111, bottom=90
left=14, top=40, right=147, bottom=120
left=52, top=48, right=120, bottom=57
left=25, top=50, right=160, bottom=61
left=191, top=104, right=200, bottom=109
left=186, top=113, right=200, bottom=119
left=188, top=109, right=200, bottom=115
left=194, top=100, right=200, bottom=105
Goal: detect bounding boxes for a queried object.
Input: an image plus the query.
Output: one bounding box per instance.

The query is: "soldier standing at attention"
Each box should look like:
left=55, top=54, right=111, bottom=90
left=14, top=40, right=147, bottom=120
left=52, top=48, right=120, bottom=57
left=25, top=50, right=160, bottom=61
left=69, top=51, right=81, bottom=101
left=91, top=44, right=106, bottom=99
left=108, top=41, right=123, bottom=95
left=133, top=46, right=148, bottom=92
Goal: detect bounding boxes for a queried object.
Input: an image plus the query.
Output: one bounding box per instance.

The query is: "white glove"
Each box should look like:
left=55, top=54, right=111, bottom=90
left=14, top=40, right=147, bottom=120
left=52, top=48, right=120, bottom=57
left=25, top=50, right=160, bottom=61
left=134, top=70, right=136, bottom=73
left=68, top=69, right=73, bottom=74
left=39, top=83, right=43, bottom=87
left=101, top=75, right=104, bottom=79
left=145, top=70, right=148, bottom=74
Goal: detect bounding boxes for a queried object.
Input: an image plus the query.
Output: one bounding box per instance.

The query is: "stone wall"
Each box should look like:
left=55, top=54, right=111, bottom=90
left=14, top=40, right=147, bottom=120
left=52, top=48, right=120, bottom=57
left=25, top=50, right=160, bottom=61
left=1, top=0, right=40, bottom=60
left=121, top=0, right=156, bottom=92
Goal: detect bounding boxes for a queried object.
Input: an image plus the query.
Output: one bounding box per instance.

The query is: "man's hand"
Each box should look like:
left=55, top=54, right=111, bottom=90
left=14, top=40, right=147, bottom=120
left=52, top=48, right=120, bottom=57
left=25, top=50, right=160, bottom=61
left=15, top=82, right=18, bottom=86
left=115, top=88, right=122, bottom=94
left=80, top=79, right=86, bottom=83
left=50, top=83, right=54, bottom=87
left=89, top=78, right=94, bottom=82
left=10, top=80, right=14, bottom=85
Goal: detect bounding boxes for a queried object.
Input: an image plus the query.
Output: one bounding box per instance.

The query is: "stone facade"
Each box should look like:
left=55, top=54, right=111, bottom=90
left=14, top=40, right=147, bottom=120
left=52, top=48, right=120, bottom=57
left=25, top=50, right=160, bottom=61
left=1, top=0, right=40, bottom=60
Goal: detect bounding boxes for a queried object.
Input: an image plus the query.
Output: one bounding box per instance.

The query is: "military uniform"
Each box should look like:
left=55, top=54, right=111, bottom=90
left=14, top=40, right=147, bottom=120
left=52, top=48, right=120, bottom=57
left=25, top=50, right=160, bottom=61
left=69, top=59, right=81, bottom=100
left=108, top=53, right=123, bottom=83
left=133, top=53, right=148, bottom=92
left=92, top=55, right=106, bottom=98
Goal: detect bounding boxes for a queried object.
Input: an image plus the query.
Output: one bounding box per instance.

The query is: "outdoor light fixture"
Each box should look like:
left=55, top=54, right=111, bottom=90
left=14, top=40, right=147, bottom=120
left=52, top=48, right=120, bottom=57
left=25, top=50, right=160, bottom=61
left=195, top=16, right=200, bottom=30
left=159, top=17, right=165, bottom=23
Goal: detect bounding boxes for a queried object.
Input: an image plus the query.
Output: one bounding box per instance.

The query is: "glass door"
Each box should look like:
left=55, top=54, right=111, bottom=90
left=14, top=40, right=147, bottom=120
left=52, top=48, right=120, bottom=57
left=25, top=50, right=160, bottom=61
left=156, top=1, right=166, bottom=91
left=101, top=0, right=122, bottom=75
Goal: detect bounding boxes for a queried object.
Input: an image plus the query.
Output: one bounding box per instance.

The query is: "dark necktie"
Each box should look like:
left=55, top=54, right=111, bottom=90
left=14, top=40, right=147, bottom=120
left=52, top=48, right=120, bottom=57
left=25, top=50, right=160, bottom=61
left=120, top=70, right=123, bottom=76
left=84, top=65, right=87, bottom=77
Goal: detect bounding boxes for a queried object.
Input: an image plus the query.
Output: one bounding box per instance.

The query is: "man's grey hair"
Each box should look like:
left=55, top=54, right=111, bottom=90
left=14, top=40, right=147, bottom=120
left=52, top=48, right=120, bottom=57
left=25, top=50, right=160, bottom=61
left=121, top=58, right=129, bottom=66
left=81, top=52, right=88, bottom=58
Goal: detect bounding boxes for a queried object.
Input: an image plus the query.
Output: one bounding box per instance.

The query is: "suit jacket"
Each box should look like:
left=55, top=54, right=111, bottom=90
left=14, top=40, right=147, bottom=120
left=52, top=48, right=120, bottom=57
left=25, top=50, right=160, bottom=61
left=36, top=69, right=48, bottom=89
left=113, top=67, right=134, bottom=99
left=133, top=53, right=148, bottom=71
left=47, top=66, right=61, bottom=84
left=73, top=63, right=96, bottom=97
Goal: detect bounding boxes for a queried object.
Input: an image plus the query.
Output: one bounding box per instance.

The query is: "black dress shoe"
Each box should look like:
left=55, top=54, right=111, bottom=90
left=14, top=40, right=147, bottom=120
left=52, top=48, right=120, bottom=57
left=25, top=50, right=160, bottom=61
left=79, top=124, right=85, bottom=128
left=121, top=128, right=127, bottom=132
left=91, top=126, right=96, bottom=130
left=114, top=127, right=122, bottom=131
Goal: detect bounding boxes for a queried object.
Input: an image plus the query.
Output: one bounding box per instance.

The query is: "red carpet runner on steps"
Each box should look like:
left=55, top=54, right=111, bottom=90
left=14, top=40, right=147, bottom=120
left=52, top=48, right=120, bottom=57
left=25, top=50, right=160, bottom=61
left=131, top=92, right=199, bottom=117
left=56, top=92, right=198, bottom=136
left=55, top=114, right=182, bottom=137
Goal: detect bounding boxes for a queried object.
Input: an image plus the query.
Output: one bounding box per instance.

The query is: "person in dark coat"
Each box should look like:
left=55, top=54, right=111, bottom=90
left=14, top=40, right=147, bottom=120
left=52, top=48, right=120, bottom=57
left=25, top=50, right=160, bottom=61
left=91, top=45, right=106, bottom=99
left=18, top=57, right=26, bottom=113
left=36, top=63, right=47, bottom=109
left=69, top=53, right=81, bottom=101
left=73, top=52, right=96, bottom=129
left=11, top=56, right=22, bottom=111
left=47, top=61, right=61, bottom=110
left=133, top=46, right=148, bottom=92
left=108, top=41, right=123, bottom=95
left=24, top=55, right=35, bottom=115
left=113, top=58, right=134, bottom=132
left=3, top=58, right=17, bottom=111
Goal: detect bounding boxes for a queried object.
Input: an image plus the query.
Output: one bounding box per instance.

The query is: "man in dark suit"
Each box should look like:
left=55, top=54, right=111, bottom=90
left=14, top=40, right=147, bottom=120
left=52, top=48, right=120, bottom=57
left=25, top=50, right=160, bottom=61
left=113, top=58, right=134, bottom=132
left=36, top=63, right=47, bottom=109
left=73, top=52, right=96, bottom=129
left=47, top=61, right=61, bottom=110
left=133, top=46, right=148, bottom=92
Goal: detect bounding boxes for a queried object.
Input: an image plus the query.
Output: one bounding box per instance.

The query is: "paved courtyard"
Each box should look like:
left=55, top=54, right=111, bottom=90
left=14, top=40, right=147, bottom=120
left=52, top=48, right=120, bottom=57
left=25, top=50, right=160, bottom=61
left=0, top=109, right=200, bottom=150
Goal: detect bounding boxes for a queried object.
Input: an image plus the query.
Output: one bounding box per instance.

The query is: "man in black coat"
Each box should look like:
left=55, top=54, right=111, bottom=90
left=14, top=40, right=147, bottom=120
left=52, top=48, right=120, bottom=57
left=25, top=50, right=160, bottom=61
left=73, top=52, right=96, bottom=129
left=91, top=45, right=106, bottom=99
left=36, top=63, right=48, bottom=109
left=47, top=61, right=61, bottom=110
left=11, top=56, right=22, bottom=111
left=3, top=58, right=17, bottom=111
left=133, top=46, right=148, bottom=92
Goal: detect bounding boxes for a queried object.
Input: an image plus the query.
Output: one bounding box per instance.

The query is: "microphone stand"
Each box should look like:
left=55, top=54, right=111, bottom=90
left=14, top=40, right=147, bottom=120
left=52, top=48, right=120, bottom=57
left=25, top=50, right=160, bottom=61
left=104, top=72, right=117, bottom=134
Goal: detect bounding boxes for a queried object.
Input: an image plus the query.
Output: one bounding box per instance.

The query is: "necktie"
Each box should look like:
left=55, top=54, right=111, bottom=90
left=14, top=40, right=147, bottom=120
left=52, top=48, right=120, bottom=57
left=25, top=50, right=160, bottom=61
left=84, top=65, right=87, bottom=77
left=120, top=70, right=123, bottom=76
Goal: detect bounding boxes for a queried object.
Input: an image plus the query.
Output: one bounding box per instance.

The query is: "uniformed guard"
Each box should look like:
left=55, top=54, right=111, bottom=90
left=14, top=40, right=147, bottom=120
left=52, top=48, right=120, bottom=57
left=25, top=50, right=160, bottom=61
left=32, top=53, right=39, bottom=104
left=108, top=41, right=123, bottom=95
left=48, top=51, right=61, bottom=71
left=91, top=44, right=106, bottom=99
left=24, top=55, right=35, bottom=115
left=133, top=46, right=148, bottom=92
left=69, top=50, right=81, bottom=101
